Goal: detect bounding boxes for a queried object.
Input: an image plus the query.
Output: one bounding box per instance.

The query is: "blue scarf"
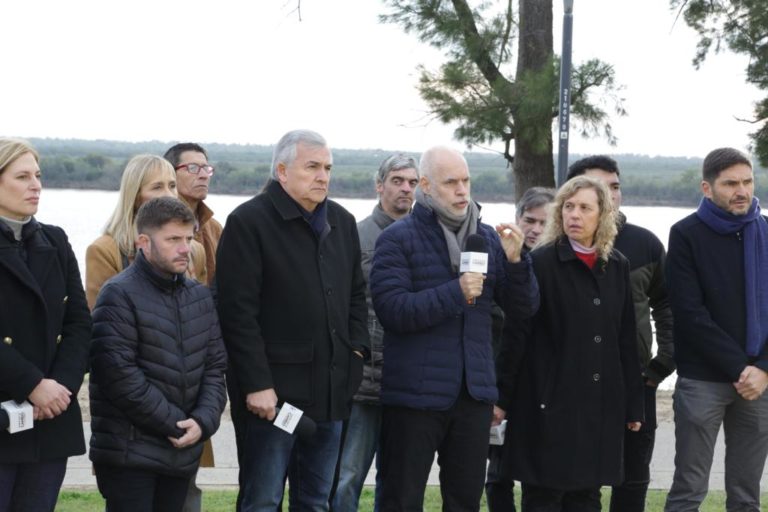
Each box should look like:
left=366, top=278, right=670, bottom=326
left=299, top=199, right=330, bottom=241
left=696, top=197, right=768, bottom=357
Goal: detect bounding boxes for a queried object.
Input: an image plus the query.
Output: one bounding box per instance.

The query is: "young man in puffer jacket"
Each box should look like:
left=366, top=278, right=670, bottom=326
left=89, top=197, right=227, bottom=512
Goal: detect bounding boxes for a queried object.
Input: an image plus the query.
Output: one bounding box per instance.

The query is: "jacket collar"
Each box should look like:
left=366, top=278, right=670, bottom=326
left=266, top=179, right=335, bottom=230
left=133, top=249, right=186, bottom=292
left=412, top=201, right=442, bottom=227
left=616, top=210, right=627, bottom=234
left=179, top=197, right=214, bottom=232
left=195, top=200, right=215, bottom=229
left=554, top=235, right=610, bottom=274
left=0, top=218, right=56, bottom=301
left=371, top=203, right=398, bottom=231
left=0, top=216, right=41, bottom=245
left=268, top=179, right=305, bottom=221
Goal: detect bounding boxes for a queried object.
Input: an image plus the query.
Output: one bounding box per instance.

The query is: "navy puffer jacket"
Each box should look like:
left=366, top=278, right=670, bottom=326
left=370, top=202, right=539, bottom=410
left=89, top=251, right=227, bottom=476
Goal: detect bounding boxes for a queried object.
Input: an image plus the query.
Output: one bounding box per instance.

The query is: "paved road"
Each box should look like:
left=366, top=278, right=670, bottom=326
left=63, top=417, right=768, bottom=490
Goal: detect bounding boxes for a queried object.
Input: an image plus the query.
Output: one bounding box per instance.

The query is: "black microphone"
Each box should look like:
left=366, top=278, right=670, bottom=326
left=273, top=406, right=317, bottom=439
left=460, top=234, right=489, bottom=306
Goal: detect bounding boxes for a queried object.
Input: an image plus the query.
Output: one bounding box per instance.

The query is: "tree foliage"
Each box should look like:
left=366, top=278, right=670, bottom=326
left=672, top=0, right=768, bottom=165
left=380, top=0, right=626, bottom=197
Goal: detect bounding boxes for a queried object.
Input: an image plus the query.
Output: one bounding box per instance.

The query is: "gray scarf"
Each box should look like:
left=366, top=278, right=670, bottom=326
left=416, top=187, right=480, bottom=272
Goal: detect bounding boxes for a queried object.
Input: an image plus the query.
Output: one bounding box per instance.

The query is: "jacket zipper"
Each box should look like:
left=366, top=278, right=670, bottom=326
left=173, top=288, right=187, bottom=416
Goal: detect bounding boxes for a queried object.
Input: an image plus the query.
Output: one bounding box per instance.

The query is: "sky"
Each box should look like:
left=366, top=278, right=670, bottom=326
left=2, top=0, right=762, bottom=159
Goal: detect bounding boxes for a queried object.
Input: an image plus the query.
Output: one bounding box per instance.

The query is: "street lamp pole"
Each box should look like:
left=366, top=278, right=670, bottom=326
left=556, top=0, right=574, bottom=186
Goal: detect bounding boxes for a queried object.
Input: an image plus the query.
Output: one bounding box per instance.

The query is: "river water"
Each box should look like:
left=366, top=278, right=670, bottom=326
left=37, top=189, right=693, bottom=389
left=38, top=188, right=693, bottom=274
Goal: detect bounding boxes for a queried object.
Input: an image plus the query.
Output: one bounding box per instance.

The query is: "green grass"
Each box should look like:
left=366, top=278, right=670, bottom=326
left=55, top=487, right=762, bottom=511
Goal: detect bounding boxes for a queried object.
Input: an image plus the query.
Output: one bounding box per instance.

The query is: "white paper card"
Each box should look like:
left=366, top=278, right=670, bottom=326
left=459, top=252, right=488, bottom=274
left=489, top=419, right=507, bottom=445
left=274, top=402, right=304, bottom=435
left=1, top=400, right=34, bottom=434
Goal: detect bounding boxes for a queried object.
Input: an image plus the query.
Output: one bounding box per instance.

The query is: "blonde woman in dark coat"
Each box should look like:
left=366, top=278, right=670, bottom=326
left=497, top=176, right=644, bottom=511
left=0, top=138, right=91, bottom=511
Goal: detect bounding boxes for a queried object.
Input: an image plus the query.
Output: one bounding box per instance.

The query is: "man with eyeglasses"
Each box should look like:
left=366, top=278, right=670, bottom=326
left=164, top=143, right=222, bottom=286
left=163, top=143, right=223, bottom=512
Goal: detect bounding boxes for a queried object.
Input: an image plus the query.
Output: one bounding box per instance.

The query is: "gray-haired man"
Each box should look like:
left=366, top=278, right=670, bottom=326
left=332, top=154, right=419, bottom=512
left=216, top=130, right=369, bottom=511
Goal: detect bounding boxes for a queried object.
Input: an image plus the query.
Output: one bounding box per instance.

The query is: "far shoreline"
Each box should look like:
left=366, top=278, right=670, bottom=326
left=45, top=186, right=698, bottom=209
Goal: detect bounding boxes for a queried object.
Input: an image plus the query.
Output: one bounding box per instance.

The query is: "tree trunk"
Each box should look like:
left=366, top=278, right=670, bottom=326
left=514, top=132, right=554, bottom=198
left=512, top=0, right=556, bottom=200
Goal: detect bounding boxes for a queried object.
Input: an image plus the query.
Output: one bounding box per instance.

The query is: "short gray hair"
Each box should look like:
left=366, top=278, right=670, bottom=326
left=270, top=129, right=328, bottom=179
left=516, top=187, right=555, bottom=219
left=376, top=153, right=418, bottom=184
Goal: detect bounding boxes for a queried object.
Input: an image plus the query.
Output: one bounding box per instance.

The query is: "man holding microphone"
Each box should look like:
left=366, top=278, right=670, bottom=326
left=370, top=146, right=539, bottom=511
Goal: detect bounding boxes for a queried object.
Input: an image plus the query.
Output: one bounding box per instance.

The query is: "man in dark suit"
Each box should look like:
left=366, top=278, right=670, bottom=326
left=216, top=129, right=369, bottom=511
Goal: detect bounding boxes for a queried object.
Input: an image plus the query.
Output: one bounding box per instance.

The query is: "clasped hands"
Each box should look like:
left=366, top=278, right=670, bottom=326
left=734, top=365, right=768, bottom=400
left=28, top=378, right=71, bottom=420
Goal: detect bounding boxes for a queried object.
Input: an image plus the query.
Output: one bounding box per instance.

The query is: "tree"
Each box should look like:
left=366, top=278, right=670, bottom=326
left=381, top=0, right=625, bottom=197
left=671, top=0, right=768, bottom=166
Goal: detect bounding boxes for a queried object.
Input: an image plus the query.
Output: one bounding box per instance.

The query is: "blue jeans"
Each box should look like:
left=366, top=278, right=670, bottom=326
left=0, top=458, right=67, bottom=512
left=332, top=402, right=382, bottom=512
left=239, top=415, right=342, bottom=512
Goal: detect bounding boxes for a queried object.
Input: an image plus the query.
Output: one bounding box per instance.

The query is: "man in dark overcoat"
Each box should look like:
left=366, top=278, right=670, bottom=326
left=216, top=129, right=369, bottom=511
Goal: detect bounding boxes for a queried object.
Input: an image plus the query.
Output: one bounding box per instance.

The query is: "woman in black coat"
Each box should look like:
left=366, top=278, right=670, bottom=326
left=497, top=176, right=644, bottom=511
left=0, top=139, right=91, bottom=511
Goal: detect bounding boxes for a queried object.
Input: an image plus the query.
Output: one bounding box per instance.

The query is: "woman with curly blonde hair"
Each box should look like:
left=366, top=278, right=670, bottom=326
left=497, top=176, right=644, bottom=511
left=536, top=176, right=618, bottom=260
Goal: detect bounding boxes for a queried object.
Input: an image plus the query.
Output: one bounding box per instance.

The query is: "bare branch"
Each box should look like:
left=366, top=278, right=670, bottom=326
left=286, top=0, right=302, bottom=21
left=497, top=0, right=515, bottom=69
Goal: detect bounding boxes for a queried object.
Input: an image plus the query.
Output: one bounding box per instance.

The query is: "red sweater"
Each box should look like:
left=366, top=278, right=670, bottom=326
left=575, top=250, right=597, bottom=269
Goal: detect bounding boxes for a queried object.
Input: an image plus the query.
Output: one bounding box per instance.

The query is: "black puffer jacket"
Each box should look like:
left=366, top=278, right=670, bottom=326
left=89, top=251, right=227, bottom=476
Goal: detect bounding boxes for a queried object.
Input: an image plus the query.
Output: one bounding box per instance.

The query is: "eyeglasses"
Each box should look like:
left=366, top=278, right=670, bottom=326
left=175, top=163, right=215, bottom=176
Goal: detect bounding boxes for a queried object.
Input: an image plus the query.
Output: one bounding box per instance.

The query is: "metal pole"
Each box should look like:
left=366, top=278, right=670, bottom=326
left=556, top=0, right=574, bottom=186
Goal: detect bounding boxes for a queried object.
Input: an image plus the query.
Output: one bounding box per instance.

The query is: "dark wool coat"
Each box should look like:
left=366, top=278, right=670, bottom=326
left=498, top=237, right=644, bottom=489
left=216, top=180, right=369, bottom=423
left=614, top=213, right=675, bottom=384
left=666, top=213, right=768, bottom=381
left=0, top=220, right=91, bottom=463
left=89, top=252, right=227, bottom=476
left=369, top=202, right=539, bottom=410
